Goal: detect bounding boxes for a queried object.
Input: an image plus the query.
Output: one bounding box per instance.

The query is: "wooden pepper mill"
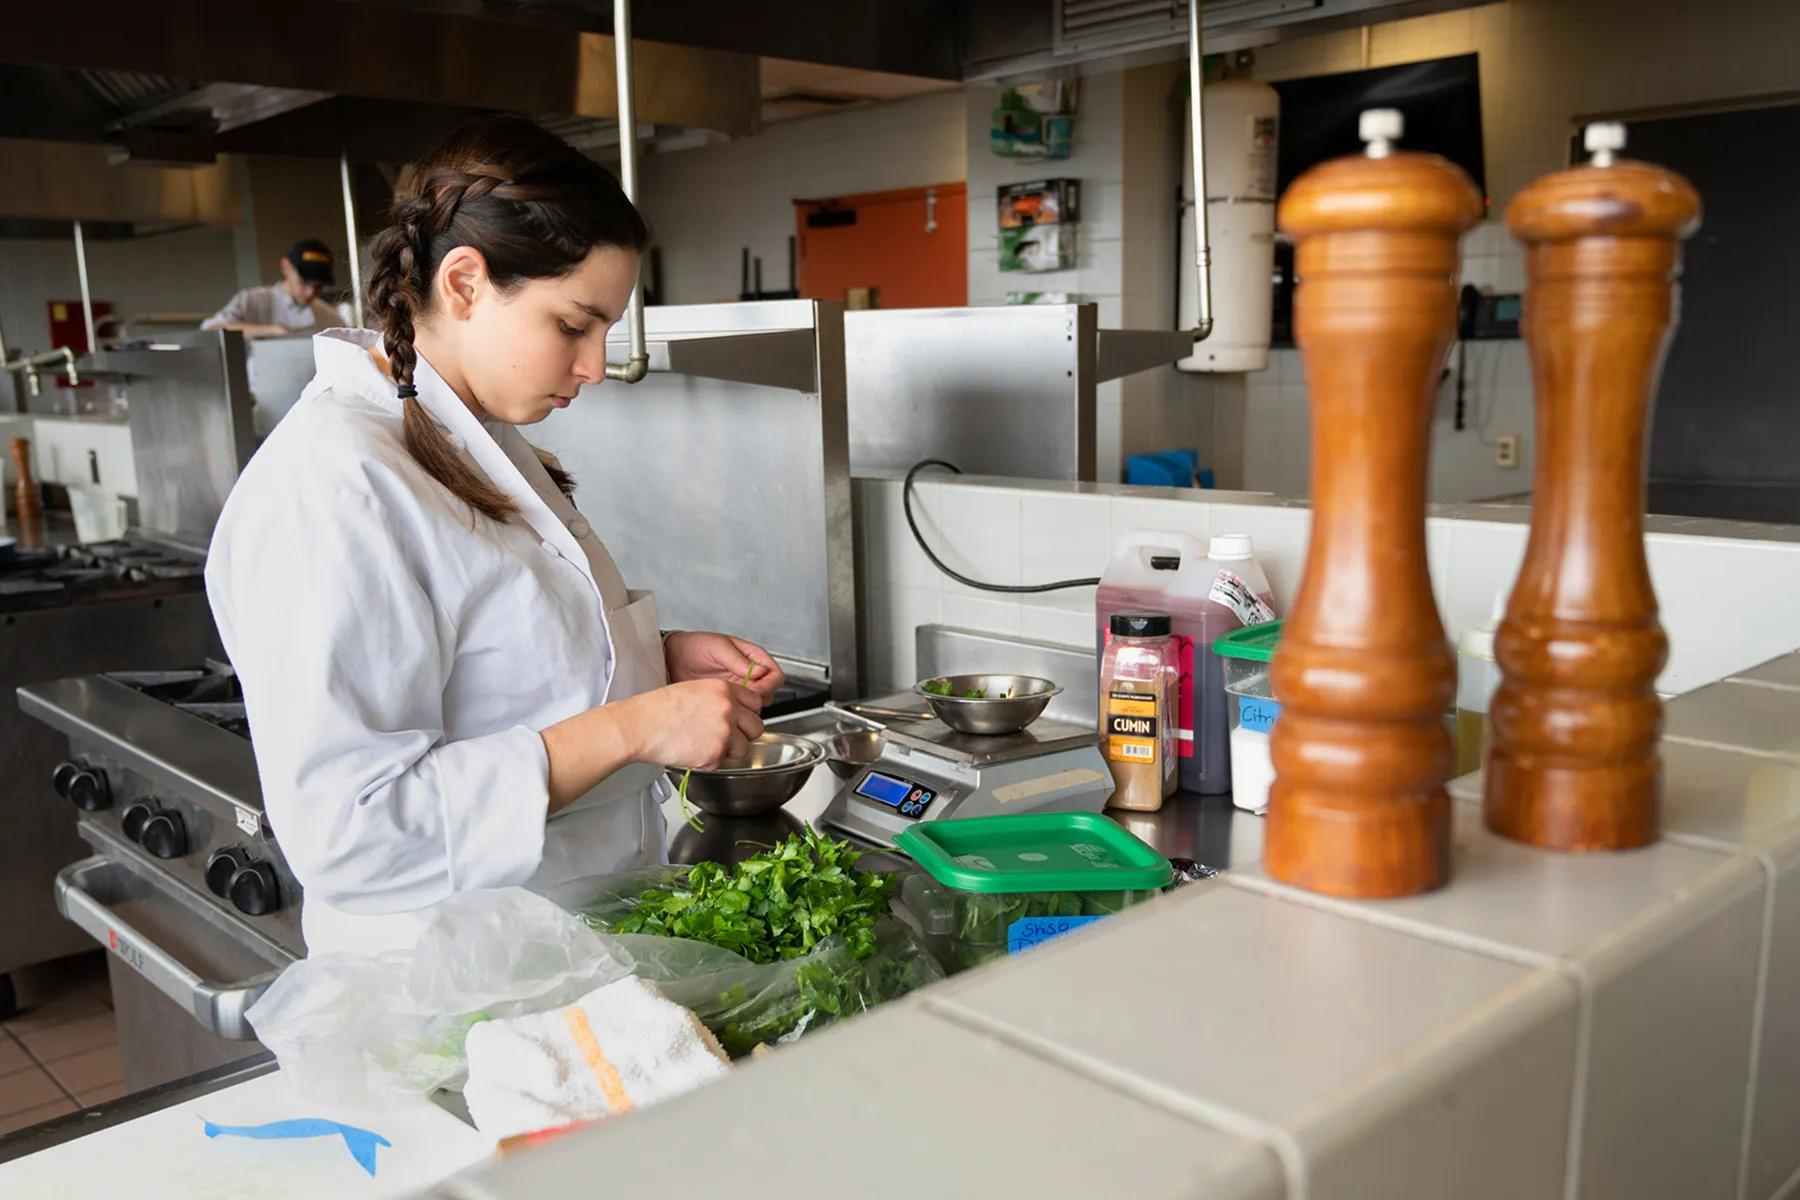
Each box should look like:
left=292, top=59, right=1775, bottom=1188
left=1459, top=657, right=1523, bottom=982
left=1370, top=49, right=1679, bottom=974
left=10, top=436, right=42, bottom=548
left=1483, top=123, right=1700, bottom=851
left=1264, top=110, right=1482, bottom=898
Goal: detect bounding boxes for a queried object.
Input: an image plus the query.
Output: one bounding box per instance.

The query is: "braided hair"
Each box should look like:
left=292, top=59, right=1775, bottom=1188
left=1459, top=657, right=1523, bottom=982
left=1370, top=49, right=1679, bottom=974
left=364, top=116, right=650, bottom=522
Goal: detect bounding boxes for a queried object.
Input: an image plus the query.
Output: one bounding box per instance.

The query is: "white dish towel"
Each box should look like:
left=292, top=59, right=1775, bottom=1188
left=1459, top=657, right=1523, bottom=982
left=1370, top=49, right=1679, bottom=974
left=462, top=976, right=731, bottom=1140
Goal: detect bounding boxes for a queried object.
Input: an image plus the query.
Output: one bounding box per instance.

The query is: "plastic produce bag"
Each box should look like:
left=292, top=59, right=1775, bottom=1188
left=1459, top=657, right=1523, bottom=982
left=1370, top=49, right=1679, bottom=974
left=546, top=867, right=944, bottom=1059
left=246, top=888, right=637, bottom=1106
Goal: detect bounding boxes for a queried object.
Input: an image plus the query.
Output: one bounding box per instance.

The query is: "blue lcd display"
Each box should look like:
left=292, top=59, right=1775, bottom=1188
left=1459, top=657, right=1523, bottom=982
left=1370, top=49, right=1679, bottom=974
left=855, top=772, right=912, bottom=808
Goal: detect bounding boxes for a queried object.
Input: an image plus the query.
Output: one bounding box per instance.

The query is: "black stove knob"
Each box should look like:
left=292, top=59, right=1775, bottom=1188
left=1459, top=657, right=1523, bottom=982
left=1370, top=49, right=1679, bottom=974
left=120, top=801, right=156, bottom=843
left=229, top=861, right=280, bottom=917
left=205, top=847, right=248, bottom=898
left=52, top=761, right=81, bottom=798
left=68, top=770, right=111, bottom=812
left=140, top=811, right=187, bottom=860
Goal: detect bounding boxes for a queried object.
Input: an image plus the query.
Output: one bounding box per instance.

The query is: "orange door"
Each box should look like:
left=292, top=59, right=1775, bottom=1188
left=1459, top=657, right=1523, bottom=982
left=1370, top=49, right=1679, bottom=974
left=795, top=183, right=967, bottom=309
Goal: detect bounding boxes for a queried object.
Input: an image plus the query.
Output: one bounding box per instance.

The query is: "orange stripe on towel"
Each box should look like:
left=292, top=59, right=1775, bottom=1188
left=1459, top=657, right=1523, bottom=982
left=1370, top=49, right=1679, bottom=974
left=564, top=1006, right=634, bottom=1115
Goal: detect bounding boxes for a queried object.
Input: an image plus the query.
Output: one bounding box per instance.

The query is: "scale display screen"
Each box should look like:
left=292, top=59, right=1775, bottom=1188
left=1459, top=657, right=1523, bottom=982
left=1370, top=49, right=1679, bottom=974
left=855, top=771, right=936, bottom=819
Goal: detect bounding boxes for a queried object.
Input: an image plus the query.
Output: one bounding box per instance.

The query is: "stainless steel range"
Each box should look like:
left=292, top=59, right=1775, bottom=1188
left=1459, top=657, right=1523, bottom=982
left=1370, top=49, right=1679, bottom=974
left=17, top=660, right=303, bottom=1093
left=0, top=536, right=223, bottom=1019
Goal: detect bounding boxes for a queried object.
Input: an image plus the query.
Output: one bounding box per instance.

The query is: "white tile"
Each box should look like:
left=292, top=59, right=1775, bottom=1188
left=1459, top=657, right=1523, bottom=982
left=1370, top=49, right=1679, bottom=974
left=940, top=593, right=1023, bottom=637
left=1212, top=504, right=1311, bottom=612
left=1666, top=682, right=1800, bottom=761
left=1647, top=535, right=1800, bottom=694
left=1748, top=827, right=1800, bottom=1200
left=1441, top=519, right=1529, bottom=641
left=932, top=884, right=1576, bottom=1200
left=1427, top=516, right=1455, bottom=628
left=860, top=476, right=941, bottom=590
left=478, top=1006, right=1286, bottom=1198
left=885, top=585, right=941, bottom=688
left=1020, top=491, right=1113, bottom=611
left=931, top=483, right=1022, bottom=598
left=1021, top=602, right=1099, bottom=649
left=1107, top=495, right=1210, bottom=548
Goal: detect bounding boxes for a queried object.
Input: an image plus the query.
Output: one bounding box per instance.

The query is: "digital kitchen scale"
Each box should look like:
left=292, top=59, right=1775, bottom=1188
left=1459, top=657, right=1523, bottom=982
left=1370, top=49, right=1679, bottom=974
left=819, top=691, right=1115, bottom=848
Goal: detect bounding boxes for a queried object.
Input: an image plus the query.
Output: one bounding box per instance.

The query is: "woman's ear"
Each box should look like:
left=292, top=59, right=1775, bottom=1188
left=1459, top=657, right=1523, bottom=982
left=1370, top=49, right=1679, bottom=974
left=435, top=246, right=490, bottom=321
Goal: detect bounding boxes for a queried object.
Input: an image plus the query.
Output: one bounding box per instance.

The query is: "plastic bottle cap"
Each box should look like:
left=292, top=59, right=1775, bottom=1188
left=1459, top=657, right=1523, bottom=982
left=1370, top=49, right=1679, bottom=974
left=1111, top=610, right=1172, bottom=638
left=1458, top=625, right=1496, bottom=660
left=1209, top=533, right=1253, bottom=560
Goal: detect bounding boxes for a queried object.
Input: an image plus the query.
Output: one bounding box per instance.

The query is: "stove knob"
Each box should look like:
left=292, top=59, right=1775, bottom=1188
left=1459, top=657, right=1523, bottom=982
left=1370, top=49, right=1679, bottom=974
left=67, top=769, right=111, bottom=812
left=52, top=761, right=82, bottom=798
left=140, top=811, right=188, bottom=860
left=229, top=861, right=280, bottom=917
left=205, top=847, right=248, bottom=898
left=120, top=801, right=156, bottom=843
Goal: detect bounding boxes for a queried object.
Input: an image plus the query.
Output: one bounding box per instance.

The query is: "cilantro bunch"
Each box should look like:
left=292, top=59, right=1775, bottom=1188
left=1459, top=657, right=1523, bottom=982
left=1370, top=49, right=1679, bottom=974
left=607, top=827, right=897, bottom=965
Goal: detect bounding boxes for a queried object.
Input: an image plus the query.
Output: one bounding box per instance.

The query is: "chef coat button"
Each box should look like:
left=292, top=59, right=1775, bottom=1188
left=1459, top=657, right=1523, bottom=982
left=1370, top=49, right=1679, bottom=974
left=568, top=517, right=591, bottom=538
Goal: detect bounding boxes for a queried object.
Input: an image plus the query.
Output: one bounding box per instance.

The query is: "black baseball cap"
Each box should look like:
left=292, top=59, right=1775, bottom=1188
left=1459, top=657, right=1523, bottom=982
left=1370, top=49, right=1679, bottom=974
left=286, top=238, right=336, bottom=285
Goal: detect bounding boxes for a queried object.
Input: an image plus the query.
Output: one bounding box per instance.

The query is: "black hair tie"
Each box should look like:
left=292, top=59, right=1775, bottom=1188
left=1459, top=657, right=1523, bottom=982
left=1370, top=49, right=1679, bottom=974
left=396, top=383, right=418, bottom=400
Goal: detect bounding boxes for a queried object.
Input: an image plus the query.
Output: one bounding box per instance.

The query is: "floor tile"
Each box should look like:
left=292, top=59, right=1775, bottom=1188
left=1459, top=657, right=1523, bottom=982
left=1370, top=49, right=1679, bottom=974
left=45, top=1043, right=123, bottom=1097
left=0, top=1097, right=76, bottom=1135
left=74, top=1079, right=129, bottom=1108
left=0, top=1036, right=30, bottom=1078
left=1, top=989, right=106, bottom=1037
left=0, top=1068, right=67, bottom=1119
left=14, top=1011, right=117, bottom=1065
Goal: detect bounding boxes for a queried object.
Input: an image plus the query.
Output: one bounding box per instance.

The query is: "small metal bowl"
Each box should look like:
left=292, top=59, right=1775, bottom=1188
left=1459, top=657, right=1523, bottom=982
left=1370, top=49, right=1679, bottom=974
left=911, top=674, right=1063, bottom=736
left=667, top=732, right=826, bottom=817
left=818, top=727, right=886, bottom=779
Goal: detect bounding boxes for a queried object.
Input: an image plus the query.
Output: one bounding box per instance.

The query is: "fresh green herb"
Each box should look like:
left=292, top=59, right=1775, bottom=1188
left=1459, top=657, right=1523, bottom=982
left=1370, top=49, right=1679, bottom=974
left=601, top=826, right=897, bottom=965
left=922, top=678, right=989, bottom=699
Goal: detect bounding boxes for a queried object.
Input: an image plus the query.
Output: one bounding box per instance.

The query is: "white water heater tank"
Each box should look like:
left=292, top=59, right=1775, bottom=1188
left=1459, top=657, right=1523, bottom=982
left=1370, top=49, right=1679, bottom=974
left=1178, top=77, right=1280, bottom=373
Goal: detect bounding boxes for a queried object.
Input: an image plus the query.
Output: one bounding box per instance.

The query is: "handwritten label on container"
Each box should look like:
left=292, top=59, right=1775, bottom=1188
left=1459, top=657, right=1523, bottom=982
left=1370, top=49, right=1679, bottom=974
left=1238, top=696, right=1283, bottom=735
left=1008, top=915, right=1107, bottom=954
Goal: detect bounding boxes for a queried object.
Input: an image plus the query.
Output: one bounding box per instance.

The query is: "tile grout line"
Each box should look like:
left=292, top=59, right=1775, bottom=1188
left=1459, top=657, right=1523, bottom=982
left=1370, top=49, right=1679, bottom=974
left=1662, top=733, right=1800, bottom=765
left=922, top=995, right=1312, bottom=1200
left=1733, top=850, right=1779, bottom=1200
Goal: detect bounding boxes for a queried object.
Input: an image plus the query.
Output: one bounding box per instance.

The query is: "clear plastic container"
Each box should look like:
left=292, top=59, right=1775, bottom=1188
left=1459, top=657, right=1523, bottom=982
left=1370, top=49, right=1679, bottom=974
left=1096, top=531, right=1277, bottom=797
left=1099, top=610, right=1179, bottom=811
left=1455, top=625, right=1498, bottom=778
left=896, top=813, right=1173, bottom=971
left=1215, top=620, right=1283, bottom=814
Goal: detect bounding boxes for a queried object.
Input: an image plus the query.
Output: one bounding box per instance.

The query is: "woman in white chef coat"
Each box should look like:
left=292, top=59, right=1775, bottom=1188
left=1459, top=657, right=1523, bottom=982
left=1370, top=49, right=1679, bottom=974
left=205, top=117, right=779, bottom=958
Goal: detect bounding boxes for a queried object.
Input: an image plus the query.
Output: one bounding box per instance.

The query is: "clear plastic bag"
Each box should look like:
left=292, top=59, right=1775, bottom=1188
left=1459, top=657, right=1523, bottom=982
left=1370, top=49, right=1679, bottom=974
left=546, top=869, right=944, bottom=1059
left=246, top=888, right=637, bottom=1106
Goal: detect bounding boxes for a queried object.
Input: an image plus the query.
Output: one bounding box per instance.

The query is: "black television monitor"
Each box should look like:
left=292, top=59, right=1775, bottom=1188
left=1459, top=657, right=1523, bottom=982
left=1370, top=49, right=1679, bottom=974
left=1271, top=53, right=1488, bottom=202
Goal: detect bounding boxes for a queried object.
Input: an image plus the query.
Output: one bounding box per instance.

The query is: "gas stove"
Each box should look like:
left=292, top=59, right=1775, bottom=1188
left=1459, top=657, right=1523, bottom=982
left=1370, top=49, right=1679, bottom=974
left=0, top=538, right=207, bottom=611
left=18, top=661, right=301, bottom=1087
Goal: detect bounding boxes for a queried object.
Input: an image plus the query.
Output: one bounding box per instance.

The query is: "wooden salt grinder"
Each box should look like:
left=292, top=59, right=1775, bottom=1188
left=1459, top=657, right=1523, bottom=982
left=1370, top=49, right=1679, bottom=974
left=1483, top=124, right=1700, bottom=851
left=1263, top=110, right=1482, bottom=899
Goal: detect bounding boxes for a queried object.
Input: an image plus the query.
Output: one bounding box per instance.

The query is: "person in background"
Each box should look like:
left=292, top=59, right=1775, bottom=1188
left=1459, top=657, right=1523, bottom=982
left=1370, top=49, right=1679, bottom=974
left=202, top=238, right=342, bottom=338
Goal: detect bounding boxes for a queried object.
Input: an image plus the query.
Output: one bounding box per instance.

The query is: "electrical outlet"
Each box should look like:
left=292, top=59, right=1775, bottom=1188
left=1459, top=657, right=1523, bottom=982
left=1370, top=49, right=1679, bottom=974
left=1494, top=435, right=1520, bottom=468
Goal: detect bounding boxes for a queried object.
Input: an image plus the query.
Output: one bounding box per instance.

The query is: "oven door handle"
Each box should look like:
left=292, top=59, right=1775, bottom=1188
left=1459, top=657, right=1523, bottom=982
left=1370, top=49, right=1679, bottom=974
left=54, top=857, right=280, bottom=1041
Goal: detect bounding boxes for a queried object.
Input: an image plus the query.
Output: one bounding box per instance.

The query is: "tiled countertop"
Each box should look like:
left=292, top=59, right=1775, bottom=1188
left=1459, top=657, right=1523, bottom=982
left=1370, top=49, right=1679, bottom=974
left=428, top=652, right=1800, bottom=1200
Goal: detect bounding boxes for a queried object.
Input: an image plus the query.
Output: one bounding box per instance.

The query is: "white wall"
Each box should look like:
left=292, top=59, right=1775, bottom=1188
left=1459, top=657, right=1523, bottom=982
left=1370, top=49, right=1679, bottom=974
left=637, top=91, right=968, bottom=306
left=1219, top=0, right=1800, bottom=502
left=855, top=470, right=1800, bottom=701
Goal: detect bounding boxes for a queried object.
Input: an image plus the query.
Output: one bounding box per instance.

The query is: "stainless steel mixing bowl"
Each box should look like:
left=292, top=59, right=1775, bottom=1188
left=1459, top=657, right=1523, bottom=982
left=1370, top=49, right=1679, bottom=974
left=911, top=674, right=1063, bottom=736
left=667, top=732, right=827, bottom=817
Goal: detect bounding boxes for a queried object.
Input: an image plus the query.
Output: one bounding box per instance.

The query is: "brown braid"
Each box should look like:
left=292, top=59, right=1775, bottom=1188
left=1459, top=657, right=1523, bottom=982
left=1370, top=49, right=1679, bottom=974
left=362, top=118, right=649, bottom=523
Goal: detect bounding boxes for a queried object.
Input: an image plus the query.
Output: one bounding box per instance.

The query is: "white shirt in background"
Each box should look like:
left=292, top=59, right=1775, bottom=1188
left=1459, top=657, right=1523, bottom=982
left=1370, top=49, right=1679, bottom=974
left=201, top=284, right=340, bottom=333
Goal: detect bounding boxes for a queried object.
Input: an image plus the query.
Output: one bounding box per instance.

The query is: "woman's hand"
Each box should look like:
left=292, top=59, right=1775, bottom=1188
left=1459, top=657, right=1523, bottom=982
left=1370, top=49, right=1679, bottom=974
left=624, top=679, right=765, bottom=769
left=664, top=631, right=786, bottom=698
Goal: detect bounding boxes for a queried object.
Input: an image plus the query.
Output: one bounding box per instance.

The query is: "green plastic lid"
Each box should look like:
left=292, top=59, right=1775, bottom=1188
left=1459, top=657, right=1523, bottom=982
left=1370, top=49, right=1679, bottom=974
left=1215, top=618, right=1283, bottom=663
left=895, top=813, right=1173, bottom=894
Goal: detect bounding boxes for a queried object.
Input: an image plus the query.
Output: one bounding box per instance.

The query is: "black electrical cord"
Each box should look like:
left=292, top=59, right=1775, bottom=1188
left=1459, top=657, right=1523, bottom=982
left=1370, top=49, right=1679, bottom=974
left=903, top=459, right=1101, bottom=594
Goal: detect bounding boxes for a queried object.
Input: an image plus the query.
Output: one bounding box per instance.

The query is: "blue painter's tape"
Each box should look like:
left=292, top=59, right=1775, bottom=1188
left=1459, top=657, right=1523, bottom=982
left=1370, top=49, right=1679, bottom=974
left=201, top=1117, right=392, bottom=1177
left=1008, top=915, right=1107, bottom=954
left=1237, top=695, right=1282, bottom=735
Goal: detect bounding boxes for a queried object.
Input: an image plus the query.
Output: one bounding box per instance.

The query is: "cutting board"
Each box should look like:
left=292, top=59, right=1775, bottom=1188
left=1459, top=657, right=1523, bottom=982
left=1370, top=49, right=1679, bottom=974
left=0, top=1070, right=496, bottom=1200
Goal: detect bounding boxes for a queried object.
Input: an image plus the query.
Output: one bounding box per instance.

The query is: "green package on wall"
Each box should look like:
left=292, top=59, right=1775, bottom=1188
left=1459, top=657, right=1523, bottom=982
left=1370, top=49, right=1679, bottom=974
left=999, top=225, right=1076, bottom=273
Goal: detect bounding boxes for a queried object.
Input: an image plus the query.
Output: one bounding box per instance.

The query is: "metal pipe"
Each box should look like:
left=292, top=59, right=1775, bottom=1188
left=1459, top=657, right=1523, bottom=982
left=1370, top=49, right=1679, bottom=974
left=605, top=0, right=650, bottom=383
left=73, top=219, right=98, bottom=354
left=1187, top=0, right=1214, bottom=342
left=339, top=150, right=364, bottom=328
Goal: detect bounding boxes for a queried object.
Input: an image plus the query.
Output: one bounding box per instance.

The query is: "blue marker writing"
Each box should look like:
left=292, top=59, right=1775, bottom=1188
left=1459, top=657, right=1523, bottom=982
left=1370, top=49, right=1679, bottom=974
left=200, top=1117, right=392, bottom=1177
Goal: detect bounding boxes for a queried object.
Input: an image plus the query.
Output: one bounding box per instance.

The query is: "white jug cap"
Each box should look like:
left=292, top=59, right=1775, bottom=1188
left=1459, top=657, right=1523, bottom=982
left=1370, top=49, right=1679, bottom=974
left=1458, top=625, right=1496, bottom=660
left=1209, top=533, right=1254, bottom=560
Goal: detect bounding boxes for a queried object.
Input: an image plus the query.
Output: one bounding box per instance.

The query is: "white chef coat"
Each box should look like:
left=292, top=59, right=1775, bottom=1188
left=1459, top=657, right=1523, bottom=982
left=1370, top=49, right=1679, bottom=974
left=201, top=284, right=341, bottom=334
left=206, top=328, right=670, bottom=958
